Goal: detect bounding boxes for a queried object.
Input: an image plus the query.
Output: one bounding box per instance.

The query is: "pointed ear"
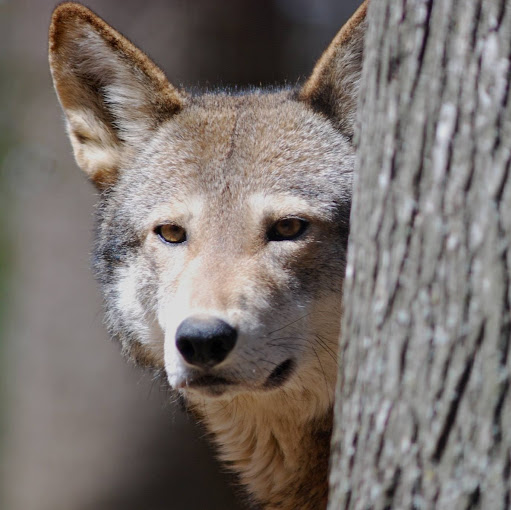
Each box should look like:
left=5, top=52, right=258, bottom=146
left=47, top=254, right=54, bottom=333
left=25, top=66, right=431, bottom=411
left=49, top=2, right=186, bottom=188
left=299, top=1, right=368, bottom=138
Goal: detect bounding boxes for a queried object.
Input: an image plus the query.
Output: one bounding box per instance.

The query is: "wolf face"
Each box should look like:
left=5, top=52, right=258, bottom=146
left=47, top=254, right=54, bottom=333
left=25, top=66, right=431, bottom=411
left=49, top=3, right=366, bottom=508
left=95, top=93, right=353, bottom=401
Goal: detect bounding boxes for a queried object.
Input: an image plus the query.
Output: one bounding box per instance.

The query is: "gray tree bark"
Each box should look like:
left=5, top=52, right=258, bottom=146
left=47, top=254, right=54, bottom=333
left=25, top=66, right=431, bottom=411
left=329, top=0, right=511, bottom=508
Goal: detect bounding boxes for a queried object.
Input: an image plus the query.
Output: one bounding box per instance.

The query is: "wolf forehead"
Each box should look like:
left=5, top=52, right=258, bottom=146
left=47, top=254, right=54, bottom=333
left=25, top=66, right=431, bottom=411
left=113, top=90, right=354, bottom=205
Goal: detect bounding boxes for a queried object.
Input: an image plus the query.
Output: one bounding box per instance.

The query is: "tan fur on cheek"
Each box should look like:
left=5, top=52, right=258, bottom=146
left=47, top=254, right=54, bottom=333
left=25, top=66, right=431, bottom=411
left=127, top=341, right=165, bottom=370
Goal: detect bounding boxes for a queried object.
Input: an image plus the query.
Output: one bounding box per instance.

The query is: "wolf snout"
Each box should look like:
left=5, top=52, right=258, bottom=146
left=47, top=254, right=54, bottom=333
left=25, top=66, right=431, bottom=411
left=175, top=316, right=237, bottom=368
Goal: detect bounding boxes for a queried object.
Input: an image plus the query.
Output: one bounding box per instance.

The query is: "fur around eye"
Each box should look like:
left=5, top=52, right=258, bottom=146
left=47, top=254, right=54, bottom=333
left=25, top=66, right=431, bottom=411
left=267, top=218, right=308, bottom=241
left=155, top=224, right=187, bottom=244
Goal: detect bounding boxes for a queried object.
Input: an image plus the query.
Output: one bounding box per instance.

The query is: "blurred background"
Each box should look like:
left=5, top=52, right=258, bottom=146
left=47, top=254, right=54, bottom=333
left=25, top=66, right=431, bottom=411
left=0, top=1, right=360, bottom=509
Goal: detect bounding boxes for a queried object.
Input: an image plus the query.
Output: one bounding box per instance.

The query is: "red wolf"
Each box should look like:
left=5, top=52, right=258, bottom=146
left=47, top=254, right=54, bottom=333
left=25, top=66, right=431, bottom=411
left=49, top=2, right=367, bottom=508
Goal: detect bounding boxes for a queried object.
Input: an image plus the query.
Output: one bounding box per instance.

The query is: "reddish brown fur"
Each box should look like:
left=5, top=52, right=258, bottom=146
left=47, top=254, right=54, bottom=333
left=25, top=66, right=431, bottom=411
left=300, top=0, right=368, bottom=138
left=300, top=0, right=368, bottom=101
left=49, top=3, right=184, bottom=112
left=49, top=3, right=186, bottom=187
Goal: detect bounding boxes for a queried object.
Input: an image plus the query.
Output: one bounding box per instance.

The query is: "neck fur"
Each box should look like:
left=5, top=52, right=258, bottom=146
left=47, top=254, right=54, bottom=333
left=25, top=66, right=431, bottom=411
left=189, top=387, right=333, bottom=510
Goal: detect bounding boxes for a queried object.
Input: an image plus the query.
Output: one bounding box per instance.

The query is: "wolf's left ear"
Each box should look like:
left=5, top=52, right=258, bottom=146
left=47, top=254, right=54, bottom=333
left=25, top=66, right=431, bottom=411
left=49, top=3, right=186, bottom=188
left=299, top=0, right=368, bottom=138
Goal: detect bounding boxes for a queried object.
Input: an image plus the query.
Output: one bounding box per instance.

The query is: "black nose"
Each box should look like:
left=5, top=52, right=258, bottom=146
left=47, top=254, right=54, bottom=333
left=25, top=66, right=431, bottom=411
left=175, top=316, right=237, bottom=368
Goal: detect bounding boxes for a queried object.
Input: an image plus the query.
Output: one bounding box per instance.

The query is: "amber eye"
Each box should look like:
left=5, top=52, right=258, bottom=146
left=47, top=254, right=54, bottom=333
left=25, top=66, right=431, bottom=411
left=268, top=217, right=308, bottom=241
left=155, top=224, right=187, bottom=244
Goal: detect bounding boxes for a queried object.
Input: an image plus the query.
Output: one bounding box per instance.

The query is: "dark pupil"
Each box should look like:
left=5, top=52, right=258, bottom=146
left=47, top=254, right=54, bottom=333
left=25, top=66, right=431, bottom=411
left=279, top=219, right=297, bottom=236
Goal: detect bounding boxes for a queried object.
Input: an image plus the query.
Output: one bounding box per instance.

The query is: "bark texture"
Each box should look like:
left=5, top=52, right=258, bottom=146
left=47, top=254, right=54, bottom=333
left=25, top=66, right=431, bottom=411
left=329, top=0, right=511, bottom=508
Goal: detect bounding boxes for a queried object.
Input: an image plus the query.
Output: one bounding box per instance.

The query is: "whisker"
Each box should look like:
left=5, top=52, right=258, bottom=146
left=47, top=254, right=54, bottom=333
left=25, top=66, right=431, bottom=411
left=264, top=307, right=341, bottom=337
left=311, top=345, right=334, bottom=401
left=315, top=335, right=340, bottom=368
left=266, top=312, right=315, bottom=335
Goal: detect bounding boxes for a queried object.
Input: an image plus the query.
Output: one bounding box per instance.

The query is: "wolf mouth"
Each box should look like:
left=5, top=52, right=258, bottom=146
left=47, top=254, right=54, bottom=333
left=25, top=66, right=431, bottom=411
left=187, top=374, right=234, bottom=388
left=177, top=358, right=295, bottom=394
left=175, top=373, right=234, bottom=397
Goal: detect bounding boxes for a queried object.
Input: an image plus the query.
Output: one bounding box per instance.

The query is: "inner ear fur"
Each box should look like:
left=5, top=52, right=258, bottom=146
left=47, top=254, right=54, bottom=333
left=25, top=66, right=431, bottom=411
left=299, top=0, right=368, bottom=138
left=49, top=2, right=186, bottom=188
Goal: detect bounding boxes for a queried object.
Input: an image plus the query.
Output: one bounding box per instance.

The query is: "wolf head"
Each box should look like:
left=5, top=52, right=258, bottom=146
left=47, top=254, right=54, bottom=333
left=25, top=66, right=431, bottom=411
left=49, top=3, right=366, bottom=410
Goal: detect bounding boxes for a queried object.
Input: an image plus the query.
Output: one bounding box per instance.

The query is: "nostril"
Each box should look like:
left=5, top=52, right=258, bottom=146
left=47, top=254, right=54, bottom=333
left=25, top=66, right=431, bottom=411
left=176, top=337, right=195, bottom=362
left=175, top=316, right=237, bottom=368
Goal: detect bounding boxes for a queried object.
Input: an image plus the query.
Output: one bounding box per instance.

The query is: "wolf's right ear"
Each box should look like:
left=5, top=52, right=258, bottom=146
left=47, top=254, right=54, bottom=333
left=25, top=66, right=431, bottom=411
left=49, top=3, right=185, bottom=188
left=299, top=0, right=367, bottom=139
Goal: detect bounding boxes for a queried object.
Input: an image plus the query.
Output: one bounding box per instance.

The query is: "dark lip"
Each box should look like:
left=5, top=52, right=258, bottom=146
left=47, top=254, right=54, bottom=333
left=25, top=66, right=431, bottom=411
left=175, top=372, right=235, bottom=391
left=186, top=374, right=234, bottom=388
left=264, top=358, right=295, bottom=389
left=176, top=373, right=234, bottom=397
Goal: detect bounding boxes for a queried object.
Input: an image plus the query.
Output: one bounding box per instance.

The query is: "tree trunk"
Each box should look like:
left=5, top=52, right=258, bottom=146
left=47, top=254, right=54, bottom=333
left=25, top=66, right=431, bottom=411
left=329, top=0, right=511, bottom=508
